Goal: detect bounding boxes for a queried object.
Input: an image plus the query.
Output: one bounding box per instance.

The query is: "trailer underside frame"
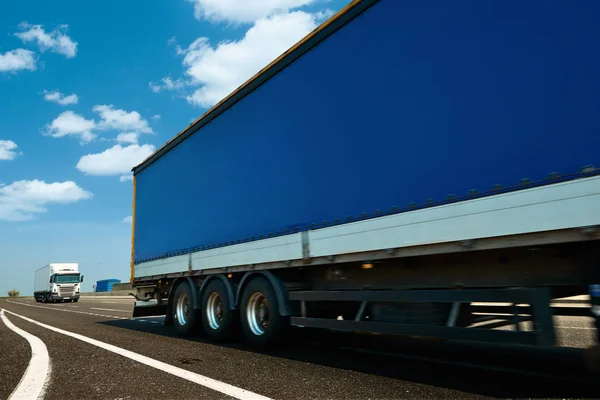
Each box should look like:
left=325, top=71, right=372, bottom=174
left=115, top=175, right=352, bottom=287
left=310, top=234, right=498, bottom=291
left=290, top=288, right=557, bottom=346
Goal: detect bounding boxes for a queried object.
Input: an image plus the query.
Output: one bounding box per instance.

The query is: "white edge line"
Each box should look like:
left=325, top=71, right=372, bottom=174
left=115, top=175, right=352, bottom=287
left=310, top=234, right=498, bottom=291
left=2, top=309, right=271, bottom=400
left=0, top=309, right=51, bottom=400
left=90, top=308, right=131, bottom=313
left=556, top=326, right=596, bottom=330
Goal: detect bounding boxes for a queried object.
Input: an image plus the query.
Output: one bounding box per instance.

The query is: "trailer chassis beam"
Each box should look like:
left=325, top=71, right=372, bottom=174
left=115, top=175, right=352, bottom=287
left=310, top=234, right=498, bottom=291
left=289, top=287, right=557, bottom=346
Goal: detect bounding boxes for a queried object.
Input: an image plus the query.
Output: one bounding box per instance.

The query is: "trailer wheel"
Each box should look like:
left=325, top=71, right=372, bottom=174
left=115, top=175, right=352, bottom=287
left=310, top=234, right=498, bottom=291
left=172, top=281, right=199, bottom=336
left=201, top=279, right=238, bottom=341
left=240, top=277, right=287, bottom=348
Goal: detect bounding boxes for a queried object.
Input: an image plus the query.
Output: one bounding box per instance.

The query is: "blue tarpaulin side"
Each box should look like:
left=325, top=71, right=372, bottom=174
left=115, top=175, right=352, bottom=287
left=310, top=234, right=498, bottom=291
left=95, top=279, right=121, bottom=292
left=134, top=0, right=600, bottom=263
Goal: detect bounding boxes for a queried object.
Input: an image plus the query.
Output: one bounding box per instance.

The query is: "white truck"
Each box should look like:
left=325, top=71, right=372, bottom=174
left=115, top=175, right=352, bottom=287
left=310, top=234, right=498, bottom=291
left=34, top=263, right=83, bottom=303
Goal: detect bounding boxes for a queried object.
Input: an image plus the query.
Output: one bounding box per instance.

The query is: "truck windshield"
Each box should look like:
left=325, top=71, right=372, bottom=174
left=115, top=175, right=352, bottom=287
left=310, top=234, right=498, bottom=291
left=54, top=274, right=80, bottom=284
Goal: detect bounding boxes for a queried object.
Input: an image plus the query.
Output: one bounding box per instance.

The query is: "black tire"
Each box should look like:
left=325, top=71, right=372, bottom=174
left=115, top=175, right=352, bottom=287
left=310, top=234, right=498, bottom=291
left=201, top=279, right=238, bottom=341
left=172, top=281, right=200, bottom=336
left=240, top=277, right=287, bottom=348
left=73, top=298, right=79, bottom=303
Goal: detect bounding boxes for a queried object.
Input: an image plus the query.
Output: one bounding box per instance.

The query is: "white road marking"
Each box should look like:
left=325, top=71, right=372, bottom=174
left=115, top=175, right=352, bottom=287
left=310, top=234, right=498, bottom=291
left=556, top=325, right=596, bottom=330
left=79, top=297, right=133, bottom=301
left=90, top=308, right=131, bottom=313
left=3, top=309, right=272, bottom=400
left=1, top=309, right=51, bottom=400
left=5, top=300, right=128, bottom=320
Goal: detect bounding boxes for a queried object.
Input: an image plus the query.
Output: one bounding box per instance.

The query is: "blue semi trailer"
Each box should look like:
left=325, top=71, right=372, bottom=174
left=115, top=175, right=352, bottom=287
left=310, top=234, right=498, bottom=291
left=131, top=0, right=600, bottom=367
left=94, top=279, right=121, bottom=292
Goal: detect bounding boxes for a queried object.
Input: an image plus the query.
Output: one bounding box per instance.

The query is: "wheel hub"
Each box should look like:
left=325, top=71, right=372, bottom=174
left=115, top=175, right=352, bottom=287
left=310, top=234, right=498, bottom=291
left=207, top=292, right=224, bottom=330
left=247, top=292, right=270, bottom=335
left=175, top=292, right=190, bottom=326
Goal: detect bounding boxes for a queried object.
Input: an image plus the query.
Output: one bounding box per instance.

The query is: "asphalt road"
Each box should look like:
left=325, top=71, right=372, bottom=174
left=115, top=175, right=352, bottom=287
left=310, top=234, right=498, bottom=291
left=1, top=297, right=599, bottom=400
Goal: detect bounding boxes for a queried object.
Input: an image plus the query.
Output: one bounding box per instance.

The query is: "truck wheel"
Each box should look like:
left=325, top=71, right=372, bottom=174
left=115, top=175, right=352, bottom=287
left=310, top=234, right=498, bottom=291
left=240, top=277, right=287, bottom=348
left=201, top=279, right=238, bottom=341
left=172, top=281, right=199, bottom=336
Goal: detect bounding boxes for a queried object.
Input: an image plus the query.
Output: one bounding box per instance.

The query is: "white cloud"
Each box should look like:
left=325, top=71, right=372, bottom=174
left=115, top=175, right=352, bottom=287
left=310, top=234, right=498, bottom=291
left=43, top=90, right=79, bottom=105
left=187, top=0, right=314, bottom=23
left=0, top=140, right=20, bottom=160
left=149, top=77, right=187, bottom=93
left=149, top=83, right=160, bottom=93
left=119, top=174, right=134, bottom=182
left=123, top=215, right=133, bottom=223
left=45, top=105, right=155, bottom=144
left=152, top=114, right=161, bottom=120
left=93, top=105, right=154, bottom=134
left=116, top=132, right=140, bottom=144
left=44, top=111, right=97, bottom=143
left=15, top=22, right=78, bottom=58
left=0, top=48, right=37, bottom=73
left=181, top=11, right=318, bottom=108
left=0, top=179, right=92, bottom=221
left=152, top=5, right=337, bottom=109
left=314, top=9, right=335, bottom=21
left=76, top=144, right=156, bottom=177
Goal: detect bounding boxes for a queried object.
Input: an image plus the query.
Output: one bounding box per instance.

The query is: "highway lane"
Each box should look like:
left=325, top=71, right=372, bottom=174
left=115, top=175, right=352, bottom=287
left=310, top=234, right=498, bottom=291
left=2, top=297, right=600, bottom=399
left=2, top=299, right=471, bottom=399
left=43, top=297, right=135, bottom=314
left=15, top=296, right=599, bottom=348
left=555, top=315, right=598, bottom=349
left=13, top=296, right=599, bottom=350
left=3, top=309, right=230, bottom=400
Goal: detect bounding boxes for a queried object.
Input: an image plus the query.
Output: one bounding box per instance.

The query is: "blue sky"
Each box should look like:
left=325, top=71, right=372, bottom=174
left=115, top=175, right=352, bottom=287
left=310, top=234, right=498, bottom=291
left=0, top=0, right=350, bottom=294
